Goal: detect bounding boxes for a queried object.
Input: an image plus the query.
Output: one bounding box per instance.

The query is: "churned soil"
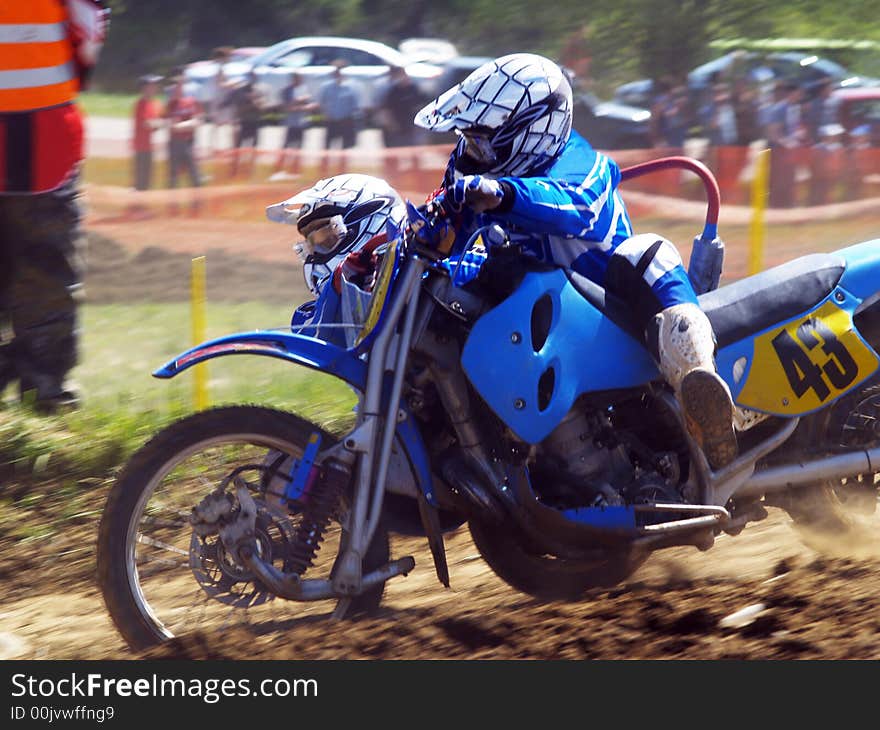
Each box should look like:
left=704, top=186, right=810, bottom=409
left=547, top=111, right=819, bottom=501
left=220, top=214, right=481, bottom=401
left=4, top=506, right=880, bottom=660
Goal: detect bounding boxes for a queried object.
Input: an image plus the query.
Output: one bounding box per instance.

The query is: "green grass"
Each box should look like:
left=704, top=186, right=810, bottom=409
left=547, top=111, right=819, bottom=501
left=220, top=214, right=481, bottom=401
left=0, top=300, right=361, bottom=581
left=79, top=91, right=139, bottom=118
left=0, top=301, right=358, bottom=491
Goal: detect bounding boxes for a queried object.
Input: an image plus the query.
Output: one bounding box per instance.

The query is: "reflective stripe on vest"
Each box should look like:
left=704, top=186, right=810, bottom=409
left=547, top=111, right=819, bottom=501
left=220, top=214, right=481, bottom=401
left=0, top=63, right=75, bottom=90
left=0, top=3, right=78, bottom=112
left=0, top=22, right=68, bottom=44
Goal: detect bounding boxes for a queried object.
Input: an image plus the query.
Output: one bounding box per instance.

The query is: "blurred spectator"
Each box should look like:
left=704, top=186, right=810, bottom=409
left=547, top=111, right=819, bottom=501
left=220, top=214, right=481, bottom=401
left=132, top=74, right=164, bottom=191
left=783, top=84, right=807, bottom=145
left=0, top=0, right=109, bottom=412
left=706, top=85, right=738, bottom=146
left=274, top=72, right=318, bottom=177
left=318, top=61, right=361, bottom=149
left=165, top=75, right=203, bottom=189
left=804, top=79, right=837, bottom=145
left=227, top=71, right=266, bottom=177
left=281, top=72, right=317, bottom=150
left=651, top=80, right=690, bottom=148
left=765, top=82, right=798, bottom=208
left=732, top=81, right=761, bottom=145
left=206, top=46, right=236, bottom=150
left=809, top=123, right=846, bottom=205
left=847, top=124, right=874, bottom=200
left=379, top=66, right=428, bottom=147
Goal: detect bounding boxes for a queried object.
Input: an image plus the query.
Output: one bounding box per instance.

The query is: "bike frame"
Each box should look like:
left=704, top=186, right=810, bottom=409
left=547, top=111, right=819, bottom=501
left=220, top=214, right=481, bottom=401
left=155, top=242, right=436, bottom=597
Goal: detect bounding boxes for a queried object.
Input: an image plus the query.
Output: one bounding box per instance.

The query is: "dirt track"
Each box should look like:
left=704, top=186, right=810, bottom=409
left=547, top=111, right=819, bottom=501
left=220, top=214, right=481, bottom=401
left=3, top=213, right=880, bottom=660
left=4, top=509, right=880, bottom=659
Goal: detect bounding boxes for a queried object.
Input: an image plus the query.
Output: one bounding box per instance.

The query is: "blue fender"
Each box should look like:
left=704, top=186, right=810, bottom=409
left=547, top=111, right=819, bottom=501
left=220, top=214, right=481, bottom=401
left=153, top=330, right=368, bottom=389
left=153, top=330, right=437, bottom=505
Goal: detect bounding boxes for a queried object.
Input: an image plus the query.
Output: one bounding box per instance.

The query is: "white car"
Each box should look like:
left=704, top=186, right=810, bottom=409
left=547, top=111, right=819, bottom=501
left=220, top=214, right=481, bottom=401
left=184, top=36, right=445, bottom=115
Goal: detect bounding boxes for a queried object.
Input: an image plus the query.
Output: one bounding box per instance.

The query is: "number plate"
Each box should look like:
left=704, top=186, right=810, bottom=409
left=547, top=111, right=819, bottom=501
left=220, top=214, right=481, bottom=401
left=355, top=244, right=399, bottom=347
left=737, top=300, right=879, bottom=415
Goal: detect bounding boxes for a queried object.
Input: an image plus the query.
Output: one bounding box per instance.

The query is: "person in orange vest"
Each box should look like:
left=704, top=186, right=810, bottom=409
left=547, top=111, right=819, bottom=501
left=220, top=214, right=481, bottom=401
left=0, top=0, right=108, bottom=412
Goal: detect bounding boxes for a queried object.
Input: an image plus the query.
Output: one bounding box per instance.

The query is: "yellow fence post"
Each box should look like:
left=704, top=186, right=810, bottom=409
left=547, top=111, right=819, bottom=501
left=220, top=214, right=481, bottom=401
left=191, top=255, right=209, bottom=411
left=748, top=148, right=770, bottom=276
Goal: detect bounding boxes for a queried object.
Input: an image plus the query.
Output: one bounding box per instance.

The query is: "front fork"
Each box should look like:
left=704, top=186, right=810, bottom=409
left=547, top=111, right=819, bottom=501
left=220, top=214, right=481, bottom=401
left=332, top=258, right=428, bottom=596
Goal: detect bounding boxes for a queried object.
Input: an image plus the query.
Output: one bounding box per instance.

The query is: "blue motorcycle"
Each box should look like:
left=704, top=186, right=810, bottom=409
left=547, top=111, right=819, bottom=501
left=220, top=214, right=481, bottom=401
left=98, top=159, right=880, bottom=650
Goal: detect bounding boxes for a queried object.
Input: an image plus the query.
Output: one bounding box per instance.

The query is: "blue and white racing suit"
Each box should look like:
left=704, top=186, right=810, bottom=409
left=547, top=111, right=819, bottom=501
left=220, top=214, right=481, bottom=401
left=443, top=130, right=698, bottom=333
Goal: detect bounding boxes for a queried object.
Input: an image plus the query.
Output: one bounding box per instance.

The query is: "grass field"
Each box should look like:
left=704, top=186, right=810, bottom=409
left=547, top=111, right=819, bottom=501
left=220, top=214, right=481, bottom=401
left=0, top=301, right=357, bottom=496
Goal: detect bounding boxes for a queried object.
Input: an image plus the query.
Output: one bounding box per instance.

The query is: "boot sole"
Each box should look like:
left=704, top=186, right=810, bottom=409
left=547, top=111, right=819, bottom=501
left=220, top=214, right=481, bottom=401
left=680, top=369, right=738, bottom=470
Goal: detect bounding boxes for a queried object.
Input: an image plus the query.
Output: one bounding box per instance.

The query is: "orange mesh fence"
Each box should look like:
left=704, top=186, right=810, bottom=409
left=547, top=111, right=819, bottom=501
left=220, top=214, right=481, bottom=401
left=84, top=143, right=880, bottom=227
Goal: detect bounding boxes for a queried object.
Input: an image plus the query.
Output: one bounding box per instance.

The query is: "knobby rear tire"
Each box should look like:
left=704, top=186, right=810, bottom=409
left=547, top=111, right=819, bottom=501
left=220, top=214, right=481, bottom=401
left=468, top=519, right=646, bottom=601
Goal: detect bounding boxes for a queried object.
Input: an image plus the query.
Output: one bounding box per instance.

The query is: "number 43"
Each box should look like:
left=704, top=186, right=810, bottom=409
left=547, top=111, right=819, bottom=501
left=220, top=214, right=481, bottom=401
left=771, top=317, right=859, bottom=402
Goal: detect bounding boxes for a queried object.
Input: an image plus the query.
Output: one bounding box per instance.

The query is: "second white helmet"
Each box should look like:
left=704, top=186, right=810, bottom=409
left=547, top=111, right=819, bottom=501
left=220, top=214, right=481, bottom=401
left=267, top=174, right=406, bottom=295
left=414, top=53, right=573, bottom=178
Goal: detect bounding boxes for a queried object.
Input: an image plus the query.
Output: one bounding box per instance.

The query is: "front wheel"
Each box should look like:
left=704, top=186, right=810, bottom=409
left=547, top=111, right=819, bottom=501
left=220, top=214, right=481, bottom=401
left=97, top=405, right=389, bottom=652
left=468, top=519, right=646, bottom=601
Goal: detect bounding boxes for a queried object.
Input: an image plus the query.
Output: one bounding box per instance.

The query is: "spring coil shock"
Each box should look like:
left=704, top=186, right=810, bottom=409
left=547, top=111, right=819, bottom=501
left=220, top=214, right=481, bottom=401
left=286, top=459, right=348, bottom=575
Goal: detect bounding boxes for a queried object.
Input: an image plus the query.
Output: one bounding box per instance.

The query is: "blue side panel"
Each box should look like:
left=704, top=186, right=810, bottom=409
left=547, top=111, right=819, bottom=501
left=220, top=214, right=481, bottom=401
left=462, top=269, right=659, bottom=444
left=153, top=330, right=368, bottom=391
left=715, top=336, right=755, bottom=401
left=836, top=239, right=880, bottom=300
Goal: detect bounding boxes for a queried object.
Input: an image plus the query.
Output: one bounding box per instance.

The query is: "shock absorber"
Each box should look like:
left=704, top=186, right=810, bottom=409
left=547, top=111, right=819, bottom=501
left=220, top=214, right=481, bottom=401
left=286, top=459, right=348, bottom=575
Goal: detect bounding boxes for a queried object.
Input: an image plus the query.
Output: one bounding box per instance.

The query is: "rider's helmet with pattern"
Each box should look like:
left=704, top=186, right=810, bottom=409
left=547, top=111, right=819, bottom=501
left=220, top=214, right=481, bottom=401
left=266, top=174, right=406, bottom=296
left=414, top=53, right=573, bottom=178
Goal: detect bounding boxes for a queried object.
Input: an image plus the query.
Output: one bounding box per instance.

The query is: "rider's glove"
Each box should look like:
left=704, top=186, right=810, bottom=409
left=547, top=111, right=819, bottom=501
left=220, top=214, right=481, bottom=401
left=448, top=175, right=505, bottom=213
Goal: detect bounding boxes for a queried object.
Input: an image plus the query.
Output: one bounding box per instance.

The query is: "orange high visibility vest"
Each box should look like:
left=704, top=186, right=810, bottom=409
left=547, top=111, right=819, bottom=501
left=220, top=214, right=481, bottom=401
left=0, top=1, right=79, bottom=112
left=0, top=1, right=82, bottom=193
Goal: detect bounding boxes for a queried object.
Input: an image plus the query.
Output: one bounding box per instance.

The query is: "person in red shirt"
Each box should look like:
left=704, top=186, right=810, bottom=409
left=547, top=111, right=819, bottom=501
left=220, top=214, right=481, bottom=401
left=132, top=74, right=164, bottom=191
left=165, top=75, right=203, bottom=189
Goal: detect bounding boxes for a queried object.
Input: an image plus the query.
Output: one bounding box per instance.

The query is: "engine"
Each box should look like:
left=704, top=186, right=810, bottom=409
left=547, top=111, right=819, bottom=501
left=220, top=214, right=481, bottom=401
left=535, top=401, right=684, bottom=508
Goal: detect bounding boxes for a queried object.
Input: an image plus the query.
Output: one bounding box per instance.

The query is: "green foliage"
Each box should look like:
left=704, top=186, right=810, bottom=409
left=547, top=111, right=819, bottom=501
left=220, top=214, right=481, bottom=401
left=93, top=1, right=880, bottom=93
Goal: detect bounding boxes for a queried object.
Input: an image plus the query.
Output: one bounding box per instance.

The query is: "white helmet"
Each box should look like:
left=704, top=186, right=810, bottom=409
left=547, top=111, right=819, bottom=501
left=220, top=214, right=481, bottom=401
left=266, top=174, right=405, bottom=295
left=414, top=53, right=572, bottom=178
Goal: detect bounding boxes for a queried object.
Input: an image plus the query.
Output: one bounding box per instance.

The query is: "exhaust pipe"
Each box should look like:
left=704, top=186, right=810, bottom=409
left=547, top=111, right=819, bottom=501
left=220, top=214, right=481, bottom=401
left=238, top=544, right=415, bottom=602
left=740, top=445, right=880, bottom=497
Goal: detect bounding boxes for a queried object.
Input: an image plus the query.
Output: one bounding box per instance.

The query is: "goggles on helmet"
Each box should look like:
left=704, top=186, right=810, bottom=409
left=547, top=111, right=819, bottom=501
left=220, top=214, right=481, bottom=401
left=296, top=215, right=349, bottom=262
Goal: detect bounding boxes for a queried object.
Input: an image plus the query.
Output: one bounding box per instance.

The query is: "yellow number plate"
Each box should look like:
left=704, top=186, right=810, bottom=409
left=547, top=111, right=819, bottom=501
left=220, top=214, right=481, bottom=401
left=737, top=300, right=879, bottom=415
left=355, top=245, right=399, bottom=347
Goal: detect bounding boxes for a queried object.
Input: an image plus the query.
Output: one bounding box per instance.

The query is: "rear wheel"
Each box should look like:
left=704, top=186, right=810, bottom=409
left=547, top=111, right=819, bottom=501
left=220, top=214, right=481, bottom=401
left=780, top=378, right=880, bottom=550
left=97, top=406, right=389, bottom=652
left=468, top=519, right=646, bottom=601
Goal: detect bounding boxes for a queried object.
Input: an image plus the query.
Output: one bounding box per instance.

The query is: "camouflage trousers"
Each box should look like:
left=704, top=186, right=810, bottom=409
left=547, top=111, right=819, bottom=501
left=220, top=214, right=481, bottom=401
left=0, top=175, right=86, bottom=402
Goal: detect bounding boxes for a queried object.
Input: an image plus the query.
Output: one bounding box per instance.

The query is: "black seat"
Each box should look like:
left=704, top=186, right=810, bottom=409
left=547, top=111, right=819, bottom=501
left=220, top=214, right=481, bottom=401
left=699, top=253, right=845, bottom=347
left=566, top=252, right=846, bottom=349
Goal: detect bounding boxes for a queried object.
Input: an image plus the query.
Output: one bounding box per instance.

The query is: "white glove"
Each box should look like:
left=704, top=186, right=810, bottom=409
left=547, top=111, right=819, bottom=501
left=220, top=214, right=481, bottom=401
left=449, top=175, right=505, bottom=213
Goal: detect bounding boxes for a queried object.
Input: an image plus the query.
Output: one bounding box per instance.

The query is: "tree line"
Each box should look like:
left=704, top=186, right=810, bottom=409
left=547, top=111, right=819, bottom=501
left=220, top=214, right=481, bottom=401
left=97, top=0, right=880, bottom=93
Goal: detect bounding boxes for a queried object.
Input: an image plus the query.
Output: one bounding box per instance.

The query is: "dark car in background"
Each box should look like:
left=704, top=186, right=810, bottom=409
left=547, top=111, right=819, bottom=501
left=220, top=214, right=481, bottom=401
left=572, top=92, right=653, bottom=150
left=833, top=87, right=880, bottom=146
left=614, top=51, right=878, bottom=109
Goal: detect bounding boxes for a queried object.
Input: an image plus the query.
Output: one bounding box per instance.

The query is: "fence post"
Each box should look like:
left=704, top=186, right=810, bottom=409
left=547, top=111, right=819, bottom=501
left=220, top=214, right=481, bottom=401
left=191, top=255, right=209, bottom=411
left=748, top=148, right=770, bottom=276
